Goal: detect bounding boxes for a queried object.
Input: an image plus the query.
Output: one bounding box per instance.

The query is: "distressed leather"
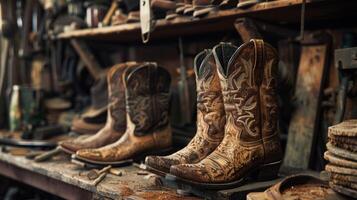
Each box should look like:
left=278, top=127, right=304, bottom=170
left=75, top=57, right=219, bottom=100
left=170, top=40, right=282, bottom=183
left=145, top=49, right=226, bottom=173
left=59, top=62, right=138, bottom=153
left=76, top=63, right=172, bottom=162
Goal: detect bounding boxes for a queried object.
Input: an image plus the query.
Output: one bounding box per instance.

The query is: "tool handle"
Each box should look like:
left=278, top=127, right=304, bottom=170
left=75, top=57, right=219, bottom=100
left=34, top=147, right=62, bottom=162
left=98, top=165, right=112, bottom=174
left=93, top=172, right=107, bottom=186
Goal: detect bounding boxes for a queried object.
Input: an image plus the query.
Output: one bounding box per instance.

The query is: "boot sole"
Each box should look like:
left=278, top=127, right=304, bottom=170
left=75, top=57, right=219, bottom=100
left=145, top=164, right=169, bottom=177
left=71, top=157, right=133, bottom=168
left=166, top=160, right=281, bottom=190
left=72, top=147, right=173, bottom=168
left=72, top=155, right=134, bottom=167
left=58, top=146, right=76, bottom=155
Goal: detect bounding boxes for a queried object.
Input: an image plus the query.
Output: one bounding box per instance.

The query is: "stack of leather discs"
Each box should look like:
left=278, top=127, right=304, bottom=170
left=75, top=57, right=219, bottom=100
left=324, top=119, right=357, bottom=198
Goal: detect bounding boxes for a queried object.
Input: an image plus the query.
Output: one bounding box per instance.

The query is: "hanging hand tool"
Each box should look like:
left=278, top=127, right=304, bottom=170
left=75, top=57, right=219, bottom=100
left=177, top=37, right=192, bottom=125
left=334, top=47, right=357, bottom=123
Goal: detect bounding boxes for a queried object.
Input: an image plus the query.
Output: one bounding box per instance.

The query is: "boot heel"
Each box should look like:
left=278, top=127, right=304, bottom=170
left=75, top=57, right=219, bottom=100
left=255, top=161, right=281, bottom=181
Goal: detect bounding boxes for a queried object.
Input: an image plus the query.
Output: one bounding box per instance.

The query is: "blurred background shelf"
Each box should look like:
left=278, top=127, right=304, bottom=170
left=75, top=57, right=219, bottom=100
left=55, top=0, right=357, bottom=42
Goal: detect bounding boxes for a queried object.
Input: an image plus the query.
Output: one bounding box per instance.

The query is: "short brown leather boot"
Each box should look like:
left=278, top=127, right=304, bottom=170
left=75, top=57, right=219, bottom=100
left=237, top=0, right=268, bottom=8
left=169, top=40, right=282, bottom=189
left=192, top=0, right=217, bottom=17
left=59, top=62, right=138, bottom=154
left=176, top=0, right=191, bottom=13
left=74, top=63, right=172, bottom=165
left=145, top=48, right=229, bottom=176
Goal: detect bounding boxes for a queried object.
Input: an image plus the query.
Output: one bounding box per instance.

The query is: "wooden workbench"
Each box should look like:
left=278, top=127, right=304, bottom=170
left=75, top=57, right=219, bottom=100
left=0, top=149, right=199, bottom=200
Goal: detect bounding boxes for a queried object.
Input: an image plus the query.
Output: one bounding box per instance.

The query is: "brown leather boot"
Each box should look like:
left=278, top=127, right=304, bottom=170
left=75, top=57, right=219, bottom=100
left=192, top=0, right=217, bottom=17
left=219, top=0, right=238, bottom=9
left=176, top=0, right=191, bottom=14
left=237, top=0, right=268, bottom=8
left=169, top=40, right=282, bottom=189
left=145, top=48, right=228, bottom=176
left=74, top=63, right=172, bottom=165
left=59, top=62, right=138, bottom=154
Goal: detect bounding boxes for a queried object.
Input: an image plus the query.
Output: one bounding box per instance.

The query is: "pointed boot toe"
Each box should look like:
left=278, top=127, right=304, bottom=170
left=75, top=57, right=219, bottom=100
left=145, top=156, right=180, bottom=174
left=59, top=141, right=79, bottom=154
left=170, top=163, right=211, bottom=183
left=76, top=148, right=104, bottom=161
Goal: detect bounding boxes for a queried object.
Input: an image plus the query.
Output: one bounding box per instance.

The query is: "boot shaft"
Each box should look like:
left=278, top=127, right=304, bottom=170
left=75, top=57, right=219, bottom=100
left=214, top=40, right=278, bottom=144
left=258, top=40, right=279, bottom=140
left=194, top=49, right=226, bottom=140
left=124, top=63, right=171, bottom=136
left=107, top=62, right=138, bottom=132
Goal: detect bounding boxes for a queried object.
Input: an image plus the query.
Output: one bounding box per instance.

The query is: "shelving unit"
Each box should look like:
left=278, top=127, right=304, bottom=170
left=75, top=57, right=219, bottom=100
left=1, top=0, right=356, bottom=199
left=55, top=0, right=357, bottom=42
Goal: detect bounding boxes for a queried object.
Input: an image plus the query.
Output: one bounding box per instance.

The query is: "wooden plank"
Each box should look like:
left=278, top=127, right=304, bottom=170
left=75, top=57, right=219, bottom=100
left=0, top=159, right=93, bottom=200
left=0, top=151, right=198, bottom=199
left=282, top=33, right=330, bottom=170
left=54, top=0, right=357, bottom=42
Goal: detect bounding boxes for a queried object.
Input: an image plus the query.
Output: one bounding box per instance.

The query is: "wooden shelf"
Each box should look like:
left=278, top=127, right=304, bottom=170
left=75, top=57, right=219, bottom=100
left=0, top=150, right=198, bottom=199
left=55, top=0, right=357, bottom=42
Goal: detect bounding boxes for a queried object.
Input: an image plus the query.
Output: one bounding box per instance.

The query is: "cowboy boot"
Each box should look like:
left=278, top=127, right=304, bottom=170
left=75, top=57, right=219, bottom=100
left=59, top=62, right=138, bottom=154
left=145, top=48, right=228, bottom=176
left=71, top=76, right=108, bottom=135
left=219, top=0, right=238, bottom=9
left=169, top=40, right=282, bottom=189
left=192, top=0, right=217, bottom=18
left=183, top=0, right=195, bottom=15
left=74, top=63, right=172, bottom=165
left=237, top=0, right=270, bottom=8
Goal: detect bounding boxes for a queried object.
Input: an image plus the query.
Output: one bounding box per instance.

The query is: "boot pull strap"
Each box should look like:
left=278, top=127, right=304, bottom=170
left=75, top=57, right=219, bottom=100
left=251, top=39, right=265, bottom=85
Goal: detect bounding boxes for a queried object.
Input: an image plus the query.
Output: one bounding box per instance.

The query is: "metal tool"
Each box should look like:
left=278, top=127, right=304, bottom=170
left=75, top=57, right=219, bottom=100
left=92, top=172, right=107, bottom=186
left=87, top=165, right=112, bottom=180
left=334, top=47, right=357, bottom=123
left=34, top=146, right=63, bottom=162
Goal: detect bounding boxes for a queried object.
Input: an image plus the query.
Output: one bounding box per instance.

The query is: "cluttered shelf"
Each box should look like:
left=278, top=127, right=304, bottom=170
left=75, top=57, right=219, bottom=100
left=55, top=0, right=356, bottom=42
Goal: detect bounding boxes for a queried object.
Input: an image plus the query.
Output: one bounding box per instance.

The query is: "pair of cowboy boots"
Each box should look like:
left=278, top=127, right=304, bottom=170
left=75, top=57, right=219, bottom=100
left=146, top=39, right=282, bottom=189
left=60, top=62, right=172, bottom=166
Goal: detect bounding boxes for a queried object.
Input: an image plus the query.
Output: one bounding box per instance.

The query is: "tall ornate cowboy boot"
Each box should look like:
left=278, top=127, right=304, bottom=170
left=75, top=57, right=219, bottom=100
left=59, top=62, right=138, bottom=154
left=169, top=40, right=282, bottom=189
left=145, top=47, right=230, bottom=176
left=74, top=63, right=172, bottom=165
